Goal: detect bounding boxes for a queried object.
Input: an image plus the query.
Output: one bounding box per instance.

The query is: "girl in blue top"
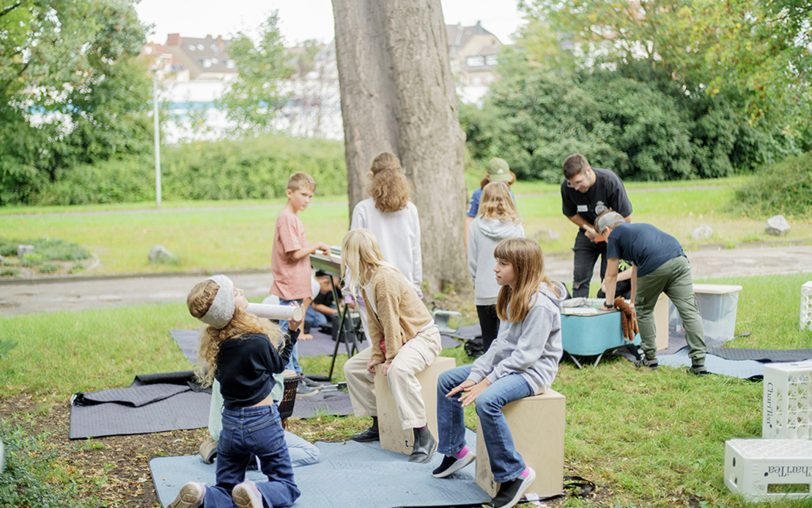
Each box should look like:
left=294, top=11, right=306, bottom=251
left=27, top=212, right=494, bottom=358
left=433, top=239, right=565, bottom=508
left=169, top=275, right=301, bottom=508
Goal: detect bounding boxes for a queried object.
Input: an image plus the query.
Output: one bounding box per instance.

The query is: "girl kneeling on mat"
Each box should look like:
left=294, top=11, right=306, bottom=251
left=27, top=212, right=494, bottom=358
left=169, top=275, right=301, bottom=508
left=433, top=238, right=565, bottom=508
left=341, top=228, right=441, bottom=463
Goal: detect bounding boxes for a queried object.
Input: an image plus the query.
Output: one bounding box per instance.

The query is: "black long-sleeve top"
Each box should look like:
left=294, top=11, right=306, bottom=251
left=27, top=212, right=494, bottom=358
left=215, top=330, right=298, bottom=409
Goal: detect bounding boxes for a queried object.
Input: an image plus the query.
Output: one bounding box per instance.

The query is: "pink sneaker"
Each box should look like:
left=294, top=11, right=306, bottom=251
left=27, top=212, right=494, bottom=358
left=168, top=481, right=205, bottom=508
left=232, top=480, right=264, bottom=508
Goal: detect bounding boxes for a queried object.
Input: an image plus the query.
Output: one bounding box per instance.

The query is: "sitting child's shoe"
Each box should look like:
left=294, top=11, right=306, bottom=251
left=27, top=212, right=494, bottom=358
left=492, top=467, right=536, bottom=508
left=432, top=447, right=475, bottom=478
left=409, top=426, right=437, bottom=463
left=232, top=480, right=263, bottom=508
left=168, top=481, right=205, bottom=508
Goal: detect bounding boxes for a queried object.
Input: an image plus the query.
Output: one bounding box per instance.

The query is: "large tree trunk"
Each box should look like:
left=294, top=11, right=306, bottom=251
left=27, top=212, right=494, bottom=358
left=332, top=0, right=467, bottom=292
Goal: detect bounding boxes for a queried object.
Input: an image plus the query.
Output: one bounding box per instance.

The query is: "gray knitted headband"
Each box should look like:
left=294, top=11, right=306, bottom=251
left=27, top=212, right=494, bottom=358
left=200, top=275, right=235, bottom=329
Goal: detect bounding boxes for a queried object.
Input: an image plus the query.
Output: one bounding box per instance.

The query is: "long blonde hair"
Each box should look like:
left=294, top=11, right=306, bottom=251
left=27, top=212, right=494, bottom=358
left=367, top=152, right=411, bottom=213
left=494, top=238, right=560, bottom=323
left=341, top=229, right=392, bottom=295
left=187, top=279, right=280, bottom=387
left=478, top=182, right=519, bottom=223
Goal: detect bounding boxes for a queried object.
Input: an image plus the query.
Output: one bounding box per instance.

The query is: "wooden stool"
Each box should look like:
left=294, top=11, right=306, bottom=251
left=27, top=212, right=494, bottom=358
left=375, top=356, right=456, bottom=455
left=475, top=388, right=566, bottom=498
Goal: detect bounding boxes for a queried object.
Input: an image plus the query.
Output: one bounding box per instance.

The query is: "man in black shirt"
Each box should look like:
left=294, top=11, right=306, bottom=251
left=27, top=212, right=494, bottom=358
left=560, top=154, right=633, bottom=297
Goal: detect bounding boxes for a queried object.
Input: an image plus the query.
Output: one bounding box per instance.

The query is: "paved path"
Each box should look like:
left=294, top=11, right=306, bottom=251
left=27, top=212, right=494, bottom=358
left=1, top=245, right=811, bottom=316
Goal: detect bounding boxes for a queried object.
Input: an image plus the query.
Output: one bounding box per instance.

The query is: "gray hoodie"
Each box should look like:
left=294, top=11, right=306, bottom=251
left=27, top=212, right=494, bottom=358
left=467, top=218, right=525, bottom=305
left=467, top=282, right=566, bottom=394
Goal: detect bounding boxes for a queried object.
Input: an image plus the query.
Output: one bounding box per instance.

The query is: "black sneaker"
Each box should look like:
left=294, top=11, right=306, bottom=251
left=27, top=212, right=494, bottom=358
left=300, top=376, right=323, bottom=388
left=296, top=383, right=320, bottom=397
left=432, top=450, right=476, bottom=478
left=640, top=357, right=658, bottom=369
left=492, top=467, right=536, bottom=508
left=690, top=364, right=709, bottom=375
left=350, top=426, right=379, bottom=442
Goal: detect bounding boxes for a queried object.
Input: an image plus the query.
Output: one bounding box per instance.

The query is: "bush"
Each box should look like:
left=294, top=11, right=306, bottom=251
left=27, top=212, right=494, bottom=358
left=733, top=151, right=812, bottom=218
left=30, top=134, right=347, bottom=205
left=0, top=424, right=79, bottom=506
left=462, top=64, right=801, bottom=182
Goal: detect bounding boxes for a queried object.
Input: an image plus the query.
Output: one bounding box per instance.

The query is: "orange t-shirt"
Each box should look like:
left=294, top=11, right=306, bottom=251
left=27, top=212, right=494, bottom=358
left=270, top=209, right=311, bottom=300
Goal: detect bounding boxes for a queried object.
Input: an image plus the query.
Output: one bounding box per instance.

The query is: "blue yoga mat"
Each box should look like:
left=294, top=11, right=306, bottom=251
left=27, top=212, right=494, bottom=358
left=658, top=347, right=765, bottom=379
left=152, top=431, right=489, bottom=508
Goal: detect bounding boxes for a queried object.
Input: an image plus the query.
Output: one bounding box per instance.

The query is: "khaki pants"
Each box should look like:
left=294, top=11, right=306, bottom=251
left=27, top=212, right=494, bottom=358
left=343, top=326, right=442, bottom=429
left=637, top=256, right=707, bottom=364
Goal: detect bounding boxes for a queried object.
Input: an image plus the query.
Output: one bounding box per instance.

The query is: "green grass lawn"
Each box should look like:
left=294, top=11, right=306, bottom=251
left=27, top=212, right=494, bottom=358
left=1, top=175, right=810, bottom=277
left=2, top=272, right=811, bottom=505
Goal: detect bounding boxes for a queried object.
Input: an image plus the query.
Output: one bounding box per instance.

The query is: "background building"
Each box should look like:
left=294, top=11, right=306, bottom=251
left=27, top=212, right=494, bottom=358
left=141, top=23, right=503, bottom=143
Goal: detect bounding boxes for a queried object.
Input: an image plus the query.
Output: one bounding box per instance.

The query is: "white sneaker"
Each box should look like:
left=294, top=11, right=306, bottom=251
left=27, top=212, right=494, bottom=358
left=168, top=482, right=205, bottom=508
left=232, top=480, right=264, bottom=508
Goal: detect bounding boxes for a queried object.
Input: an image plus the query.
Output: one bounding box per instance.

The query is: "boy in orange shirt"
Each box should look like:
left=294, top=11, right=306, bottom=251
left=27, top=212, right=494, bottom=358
left=271, top=172, right=330, bottom=395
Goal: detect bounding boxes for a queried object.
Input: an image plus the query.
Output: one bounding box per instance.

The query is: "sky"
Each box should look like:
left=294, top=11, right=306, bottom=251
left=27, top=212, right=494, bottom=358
left=136, top=0, right=526, bottom=46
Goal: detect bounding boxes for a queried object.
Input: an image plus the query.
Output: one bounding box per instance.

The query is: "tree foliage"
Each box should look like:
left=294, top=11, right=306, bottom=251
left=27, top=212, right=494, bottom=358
left=0, top=0, right=151, bottom=205
left=461, top=0, right=809, bottom=181
left=518, top=0, right=811, bottom=134
left=220, top=12, right=293, bottom=133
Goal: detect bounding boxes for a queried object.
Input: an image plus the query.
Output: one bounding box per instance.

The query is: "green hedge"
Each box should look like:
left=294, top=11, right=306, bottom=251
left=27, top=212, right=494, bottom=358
left=32, top=135, right=347, bottom=205
left=733, top=151, right=812, bottom=218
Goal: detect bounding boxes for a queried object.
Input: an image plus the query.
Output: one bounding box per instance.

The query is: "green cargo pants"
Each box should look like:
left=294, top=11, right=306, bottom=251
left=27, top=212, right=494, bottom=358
left=636, top=256, right=706, bottom=365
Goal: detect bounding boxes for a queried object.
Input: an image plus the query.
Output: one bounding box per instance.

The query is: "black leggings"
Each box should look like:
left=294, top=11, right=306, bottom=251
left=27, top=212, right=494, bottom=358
left=476, top=304, right=500, bottom=353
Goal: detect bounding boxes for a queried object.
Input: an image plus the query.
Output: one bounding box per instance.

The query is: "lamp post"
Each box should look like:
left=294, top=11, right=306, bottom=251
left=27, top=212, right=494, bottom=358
left=152, top=74, right=162, bottom=207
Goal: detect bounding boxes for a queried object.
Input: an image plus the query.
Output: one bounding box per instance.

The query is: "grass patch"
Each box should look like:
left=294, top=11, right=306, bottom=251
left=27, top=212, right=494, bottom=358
left=2, top=176, right=810, bottom=276
left=0, top=237, right=92, bottom=277
left=2, top=273, right=812, bottom=506
left=0, top=422, right=84, bottom=506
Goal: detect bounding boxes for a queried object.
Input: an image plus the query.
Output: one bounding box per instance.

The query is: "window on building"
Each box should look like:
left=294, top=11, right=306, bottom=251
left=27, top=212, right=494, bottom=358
left=485, top=55, right=498, bottom=66
left=466, top=55, right=485, bottom=67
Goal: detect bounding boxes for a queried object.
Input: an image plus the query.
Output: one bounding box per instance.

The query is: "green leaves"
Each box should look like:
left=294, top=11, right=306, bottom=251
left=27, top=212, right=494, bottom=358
left=0, top=0, right=150, bottom=205
left=219, top=11, right=294, bottom=134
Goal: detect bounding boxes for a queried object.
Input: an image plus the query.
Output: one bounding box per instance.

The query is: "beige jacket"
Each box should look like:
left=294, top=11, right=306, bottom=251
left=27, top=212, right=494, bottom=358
left=361, top=265, right=433, bottom=363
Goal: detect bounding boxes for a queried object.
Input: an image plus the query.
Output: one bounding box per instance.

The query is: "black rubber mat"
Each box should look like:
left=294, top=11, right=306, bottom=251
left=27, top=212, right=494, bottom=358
left=69, top=372, right=210, bottom=439
left=707, top=347, right=812, bottom=363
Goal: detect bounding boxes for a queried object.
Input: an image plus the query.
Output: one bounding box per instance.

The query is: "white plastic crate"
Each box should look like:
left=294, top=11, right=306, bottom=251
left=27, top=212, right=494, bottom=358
left=725, top=439, right=812, bottom=502
left=801, top=281, right=812, bottom=331
left=763, top=361, right=812, bottom=439
left=668, top=284, right=742, bottom=342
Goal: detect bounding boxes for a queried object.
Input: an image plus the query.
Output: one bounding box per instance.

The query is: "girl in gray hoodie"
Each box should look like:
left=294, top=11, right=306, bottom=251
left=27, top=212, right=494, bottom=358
left=434, top=238, right=565, bottom=508
left=467, top=182, right=525, bottom=353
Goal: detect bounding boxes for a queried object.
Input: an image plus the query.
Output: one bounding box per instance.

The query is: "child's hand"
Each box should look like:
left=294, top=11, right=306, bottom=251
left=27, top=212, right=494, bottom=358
left=287, top=304, right=304, bottom=332
left=315, top=242, right=330, bottom=255
left=380, top=361, right=392, bottom=376
left=367, top=358, right=383, bottom=374
left=446, top=379, right=475, bottom=398
left=459, top=379, right=492, bottom=407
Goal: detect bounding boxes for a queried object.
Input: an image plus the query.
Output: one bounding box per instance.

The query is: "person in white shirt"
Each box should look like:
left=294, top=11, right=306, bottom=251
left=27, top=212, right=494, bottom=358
left=350, top=152, right=423, bottom=346
left=350, top=151, right=422, bottom=295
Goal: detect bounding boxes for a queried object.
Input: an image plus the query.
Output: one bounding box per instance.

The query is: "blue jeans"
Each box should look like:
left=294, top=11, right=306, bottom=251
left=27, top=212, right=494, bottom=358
left=204, top=404, right=300, bottom=507
left=436, top=365, right=533, bottom=483
left=279, top=299, right=302, bottom=374
left=304, top=305, right=329, bottom=332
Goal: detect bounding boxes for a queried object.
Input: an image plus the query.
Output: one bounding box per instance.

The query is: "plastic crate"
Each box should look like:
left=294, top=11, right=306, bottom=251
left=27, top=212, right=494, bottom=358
left=725, top=439, right=812, bottom=502
left=763, top=361, right=812, bottom=439
left=801, top=281, right=812, bottom=331
left=669, top=284, right=742, bottom=342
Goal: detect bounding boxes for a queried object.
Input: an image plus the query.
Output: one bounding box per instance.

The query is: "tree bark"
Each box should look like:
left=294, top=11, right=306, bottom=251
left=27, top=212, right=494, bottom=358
left=332, top=0, right=467, bottom=292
